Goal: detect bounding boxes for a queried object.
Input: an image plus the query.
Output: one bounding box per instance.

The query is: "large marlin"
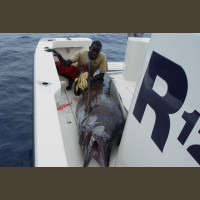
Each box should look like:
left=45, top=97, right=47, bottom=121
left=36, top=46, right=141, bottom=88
left=76, top=74, right=125, bottom=167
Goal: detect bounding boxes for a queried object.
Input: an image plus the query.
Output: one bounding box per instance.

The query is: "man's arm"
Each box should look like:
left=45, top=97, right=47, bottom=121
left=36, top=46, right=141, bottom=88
left=45, top=49, right=72, bottom=66
left=92, top=53, right=108, bottom=81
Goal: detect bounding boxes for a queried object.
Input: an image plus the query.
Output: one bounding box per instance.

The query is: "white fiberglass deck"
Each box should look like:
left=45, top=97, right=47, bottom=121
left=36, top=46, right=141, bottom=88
left=56, top=76, right=120, bottom=167
left=34, top=37, right=146, bottom=167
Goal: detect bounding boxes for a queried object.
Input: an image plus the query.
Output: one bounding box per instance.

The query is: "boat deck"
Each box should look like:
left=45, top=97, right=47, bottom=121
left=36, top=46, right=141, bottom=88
left=34, top=37, right=147, bottom=167
left=56, top=76, right=120, bottom=167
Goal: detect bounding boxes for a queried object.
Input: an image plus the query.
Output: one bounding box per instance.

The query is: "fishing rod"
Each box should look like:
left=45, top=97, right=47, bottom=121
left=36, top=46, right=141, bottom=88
left=87, top=56, right=91, bottom=113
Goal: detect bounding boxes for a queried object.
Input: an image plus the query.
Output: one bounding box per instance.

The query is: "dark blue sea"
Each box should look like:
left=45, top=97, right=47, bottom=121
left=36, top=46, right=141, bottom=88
left=0, top=33, right=151, bottom=167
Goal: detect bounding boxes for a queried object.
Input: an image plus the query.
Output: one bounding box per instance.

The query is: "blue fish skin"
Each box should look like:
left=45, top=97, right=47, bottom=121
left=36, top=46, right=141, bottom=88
left=76, top=74, right=125, bottom=167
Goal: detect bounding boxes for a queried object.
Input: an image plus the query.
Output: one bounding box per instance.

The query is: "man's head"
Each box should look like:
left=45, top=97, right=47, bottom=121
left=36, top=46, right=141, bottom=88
left=89, top=41, right=102, bottom=60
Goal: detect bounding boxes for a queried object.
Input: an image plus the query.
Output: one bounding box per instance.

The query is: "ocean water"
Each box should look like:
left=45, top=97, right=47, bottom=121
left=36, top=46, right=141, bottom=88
left=0, top=33, right=151, bottom=167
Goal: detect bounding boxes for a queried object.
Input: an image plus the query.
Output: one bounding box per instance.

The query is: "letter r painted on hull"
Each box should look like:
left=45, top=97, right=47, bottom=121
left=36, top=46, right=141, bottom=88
left=133, top=51, right=188, bottom=152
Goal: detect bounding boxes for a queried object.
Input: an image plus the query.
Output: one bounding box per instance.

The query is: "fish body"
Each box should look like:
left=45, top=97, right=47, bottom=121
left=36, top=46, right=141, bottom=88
left=76, top=74, right=125, bottom=167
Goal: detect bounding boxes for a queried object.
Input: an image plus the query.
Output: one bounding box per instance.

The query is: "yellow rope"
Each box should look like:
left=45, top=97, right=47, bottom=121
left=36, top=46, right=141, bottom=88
left=75, top=72, right=88, bottom=91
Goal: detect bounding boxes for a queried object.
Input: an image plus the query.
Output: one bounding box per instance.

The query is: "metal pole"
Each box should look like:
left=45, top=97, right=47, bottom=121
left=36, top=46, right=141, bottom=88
left=87, top=56, right=91, bottom=113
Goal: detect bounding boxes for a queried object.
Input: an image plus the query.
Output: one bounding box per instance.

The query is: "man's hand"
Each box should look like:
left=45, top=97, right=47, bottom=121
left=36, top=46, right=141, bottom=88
left=91, top=73, right=104, bottom=81
left=45, top=48, right=60, bottom=57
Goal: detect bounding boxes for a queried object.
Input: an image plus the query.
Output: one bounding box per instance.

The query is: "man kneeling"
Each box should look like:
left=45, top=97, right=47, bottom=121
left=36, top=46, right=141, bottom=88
left=46, top=41, right=108, bottom=95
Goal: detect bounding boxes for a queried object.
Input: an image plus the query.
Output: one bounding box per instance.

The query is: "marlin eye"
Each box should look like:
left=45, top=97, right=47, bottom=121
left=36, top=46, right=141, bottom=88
left=101, top=137, right=109, bottom=143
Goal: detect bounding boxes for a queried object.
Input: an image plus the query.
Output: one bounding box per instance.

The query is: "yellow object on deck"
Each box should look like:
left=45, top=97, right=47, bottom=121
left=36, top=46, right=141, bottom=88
left=75, top=72, right=88, bottom=91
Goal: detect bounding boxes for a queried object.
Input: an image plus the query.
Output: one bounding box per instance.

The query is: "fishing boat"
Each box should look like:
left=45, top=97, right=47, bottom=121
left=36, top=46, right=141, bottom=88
left=34, top=34, right=200, bottom=167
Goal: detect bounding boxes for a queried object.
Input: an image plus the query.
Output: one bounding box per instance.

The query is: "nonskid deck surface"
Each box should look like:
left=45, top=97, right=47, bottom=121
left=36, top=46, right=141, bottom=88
left=56, top=76, right=119, bottom=167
